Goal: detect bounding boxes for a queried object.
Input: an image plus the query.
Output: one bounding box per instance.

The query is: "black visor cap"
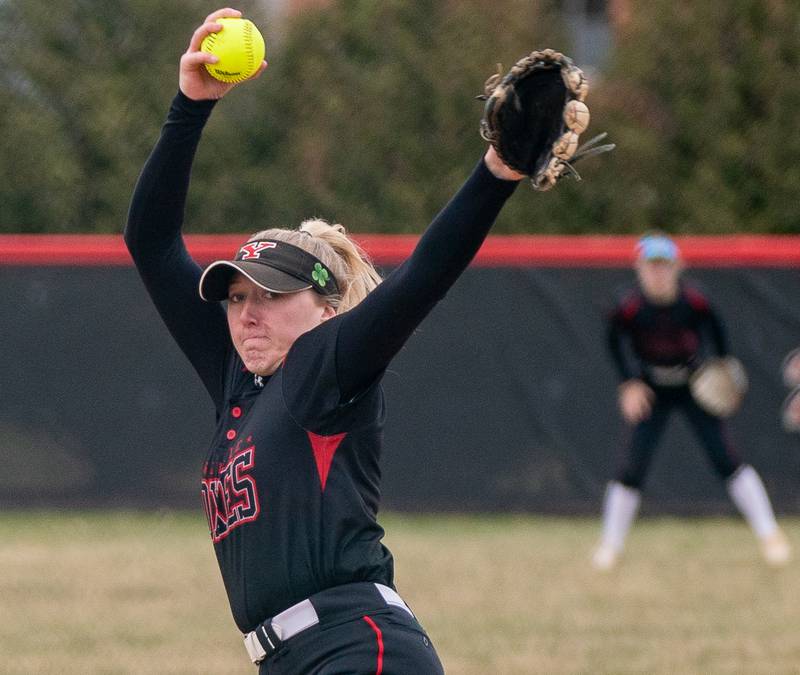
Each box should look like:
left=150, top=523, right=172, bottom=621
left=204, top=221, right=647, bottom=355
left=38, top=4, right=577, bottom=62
left=199, top=239, right=340, bottom=301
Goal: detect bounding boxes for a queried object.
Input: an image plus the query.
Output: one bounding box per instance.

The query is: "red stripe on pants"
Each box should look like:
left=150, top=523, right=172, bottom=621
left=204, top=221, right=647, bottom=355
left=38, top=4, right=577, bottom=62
left=362, top=615, right=384, bottom=675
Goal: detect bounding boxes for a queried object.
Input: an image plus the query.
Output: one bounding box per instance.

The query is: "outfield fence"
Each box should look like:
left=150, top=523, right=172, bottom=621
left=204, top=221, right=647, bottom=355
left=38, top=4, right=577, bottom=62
left=2, top=235, right=799, bottom=513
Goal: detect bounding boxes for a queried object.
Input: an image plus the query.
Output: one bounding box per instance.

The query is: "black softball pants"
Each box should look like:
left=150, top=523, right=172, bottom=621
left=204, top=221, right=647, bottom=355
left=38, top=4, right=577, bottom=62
left=257, top=583, right=444, bottom=675
left=616, top=385, right=741, bottom=490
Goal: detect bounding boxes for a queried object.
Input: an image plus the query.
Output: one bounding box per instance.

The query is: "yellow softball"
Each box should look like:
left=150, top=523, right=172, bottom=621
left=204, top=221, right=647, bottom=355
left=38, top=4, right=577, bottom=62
left=201, top=17, right=265, bottom=84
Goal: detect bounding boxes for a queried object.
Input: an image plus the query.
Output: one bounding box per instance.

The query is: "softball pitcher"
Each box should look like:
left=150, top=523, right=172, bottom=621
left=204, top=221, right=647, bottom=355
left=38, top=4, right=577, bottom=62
left=124, top=8, right=537, bottom=672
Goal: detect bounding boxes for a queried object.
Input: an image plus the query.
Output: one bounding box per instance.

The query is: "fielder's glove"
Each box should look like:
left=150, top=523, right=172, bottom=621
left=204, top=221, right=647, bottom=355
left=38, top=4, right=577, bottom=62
left=478, top=49, right=614, bottom=190
left=781, top=346, right=800, bottom=388
left=782, top=386, right=800, bottom=433
left=689, top=356, right=749, bottom=418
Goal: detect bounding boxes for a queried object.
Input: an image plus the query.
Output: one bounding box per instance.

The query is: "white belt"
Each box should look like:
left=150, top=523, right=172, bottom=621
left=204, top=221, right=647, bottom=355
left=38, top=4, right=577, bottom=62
left=648, top=365, right=691, bottom=386
left=243, top=583, right=413, bottom=665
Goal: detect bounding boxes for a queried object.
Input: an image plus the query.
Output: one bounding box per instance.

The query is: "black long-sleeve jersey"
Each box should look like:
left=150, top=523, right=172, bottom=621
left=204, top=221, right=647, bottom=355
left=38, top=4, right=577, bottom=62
left=125, top=92, right=517, bottom=632
left=607, top=283, right=728, bottom=386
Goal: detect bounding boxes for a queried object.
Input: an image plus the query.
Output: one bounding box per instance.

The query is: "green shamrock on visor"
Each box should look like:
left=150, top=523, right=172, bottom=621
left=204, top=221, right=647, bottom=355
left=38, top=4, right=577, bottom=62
left=312, top=262, right=329, bottom=287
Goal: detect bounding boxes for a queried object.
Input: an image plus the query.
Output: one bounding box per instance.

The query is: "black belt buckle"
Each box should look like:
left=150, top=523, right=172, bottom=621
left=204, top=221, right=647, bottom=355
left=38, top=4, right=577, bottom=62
left=246, top=621, right=283, bottom=665
left=258, top=621, right=283, bottom=660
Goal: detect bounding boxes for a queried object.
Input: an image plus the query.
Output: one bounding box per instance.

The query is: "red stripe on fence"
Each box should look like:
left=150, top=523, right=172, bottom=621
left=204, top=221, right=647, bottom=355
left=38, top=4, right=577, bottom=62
left=1, top=234, right=799, bottom=267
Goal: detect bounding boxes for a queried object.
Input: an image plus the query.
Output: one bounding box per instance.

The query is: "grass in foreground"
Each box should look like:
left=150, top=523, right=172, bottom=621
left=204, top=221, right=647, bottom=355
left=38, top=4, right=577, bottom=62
left=0, top=512, right=798, bottom=674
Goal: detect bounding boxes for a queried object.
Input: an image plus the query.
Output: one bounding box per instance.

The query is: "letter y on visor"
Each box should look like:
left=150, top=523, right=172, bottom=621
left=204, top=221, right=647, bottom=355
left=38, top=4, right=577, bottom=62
left=199, top=239, right=339, bottom=301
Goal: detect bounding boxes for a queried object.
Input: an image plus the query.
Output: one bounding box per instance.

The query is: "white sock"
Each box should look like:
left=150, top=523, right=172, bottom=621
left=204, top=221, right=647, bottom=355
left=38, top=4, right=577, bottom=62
left=727, top=465, right=779, bottom=539
left=600, top=481, right=641, bottom=552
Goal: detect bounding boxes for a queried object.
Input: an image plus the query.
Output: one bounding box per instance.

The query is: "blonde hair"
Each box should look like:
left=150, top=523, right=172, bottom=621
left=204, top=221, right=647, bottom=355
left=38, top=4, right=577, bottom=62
left=249, top=219, right=382, bottom=313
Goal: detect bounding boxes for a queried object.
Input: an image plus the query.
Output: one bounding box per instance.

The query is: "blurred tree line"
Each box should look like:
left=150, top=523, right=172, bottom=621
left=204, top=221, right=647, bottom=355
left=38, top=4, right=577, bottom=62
left=0, top=0, right=798, bottom=234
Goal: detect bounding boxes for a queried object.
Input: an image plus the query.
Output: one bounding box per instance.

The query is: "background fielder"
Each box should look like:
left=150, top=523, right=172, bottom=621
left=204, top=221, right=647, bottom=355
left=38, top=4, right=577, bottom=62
left=592, top=233, right=791, bottom=570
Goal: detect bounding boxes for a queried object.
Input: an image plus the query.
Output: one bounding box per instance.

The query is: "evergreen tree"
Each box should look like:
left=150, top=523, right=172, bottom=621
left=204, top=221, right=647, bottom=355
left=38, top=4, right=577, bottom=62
left=600, top=0, right=800, bottom=233
left=1, top=0, right=797, bottom=234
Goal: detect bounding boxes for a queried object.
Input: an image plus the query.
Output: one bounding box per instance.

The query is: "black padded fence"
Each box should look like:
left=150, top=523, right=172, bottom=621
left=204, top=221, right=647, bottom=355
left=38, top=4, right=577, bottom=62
left=2, top=262, right=799, bottom=514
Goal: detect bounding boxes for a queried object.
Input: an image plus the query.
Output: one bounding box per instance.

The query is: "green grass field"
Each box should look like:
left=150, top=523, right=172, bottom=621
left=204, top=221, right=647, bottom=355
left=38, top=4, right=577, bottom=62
left=1, top=512, right=798, bottom=674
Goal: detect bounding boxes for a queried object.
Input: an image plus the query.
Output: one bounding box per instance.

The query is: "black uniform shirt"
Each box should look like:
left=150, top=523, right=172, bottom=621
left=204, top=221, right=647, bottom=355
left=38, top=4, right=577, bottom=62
left=607, top=283, right=728, bottom=385
left=125, top=92, right=517, bottom=631
left=198, top=320, right=392, bottom=631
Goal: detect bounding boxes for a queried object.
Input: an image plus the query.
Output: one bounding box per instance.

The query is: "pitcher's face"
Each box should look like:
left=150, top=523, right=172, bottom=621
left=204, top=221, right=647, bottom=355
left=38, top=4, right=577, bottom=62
left=226, top=273, right=334, bottom=375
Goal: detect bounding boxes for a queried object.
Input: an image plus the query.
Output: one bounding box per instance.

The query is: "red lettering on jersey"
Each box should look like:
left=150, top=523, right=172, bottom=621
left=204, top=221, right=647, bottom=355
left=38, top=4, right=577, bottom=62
left=201, top=446, right=261, bottom=543
left=239, top=241, right=277, bottom=260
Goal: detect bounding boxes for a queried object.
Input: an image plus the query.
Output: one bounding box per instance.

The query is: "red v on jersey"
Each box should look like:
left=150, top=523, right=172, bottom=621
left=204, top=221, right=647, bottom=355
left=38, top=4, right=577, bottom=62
left=307, top=431, right=347, bottom=490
